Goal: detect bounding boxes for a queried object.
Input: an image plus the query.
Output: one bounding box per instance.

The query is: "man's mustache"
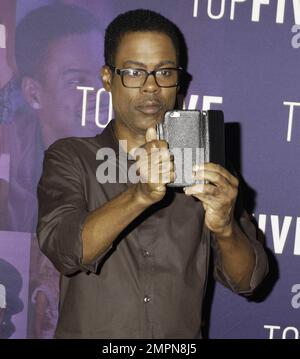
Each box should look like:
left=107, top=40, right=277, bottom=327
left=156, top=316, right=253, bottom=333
left=135, top=96, right=164, bottom=107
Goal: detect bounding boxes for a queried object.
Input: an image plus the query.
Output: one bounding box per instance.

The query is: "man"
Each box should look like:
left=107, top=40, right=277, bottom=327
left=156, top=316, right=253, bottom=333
left=0, top=4, right=107, bottom=339
left=1, top=4, right=105, bottom=232
left=37, top=9, right=268, bottom=339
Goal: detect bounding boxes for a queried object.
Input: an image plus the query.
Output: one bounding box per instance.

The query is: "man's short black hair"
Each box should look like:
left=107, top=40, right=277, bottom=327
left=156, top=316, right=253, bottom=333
left=104, top=9, right=182, bottom=66
left=15, top=4, right=101, bottom=79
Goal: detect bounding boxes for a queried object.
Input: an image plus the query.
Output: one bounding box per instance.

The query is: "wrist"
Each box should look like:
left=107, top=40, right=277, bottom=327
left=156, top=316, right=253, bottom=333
left=214, top=219, right=237, bottom=240
left=131, top=183, right=155, bottom=208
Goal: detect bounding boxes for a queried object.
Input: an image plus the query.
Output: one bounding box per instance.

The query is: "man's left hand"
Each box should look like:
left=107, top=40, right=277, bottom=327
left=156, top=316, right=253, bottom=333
left=183, top=163, right=239, bottom=237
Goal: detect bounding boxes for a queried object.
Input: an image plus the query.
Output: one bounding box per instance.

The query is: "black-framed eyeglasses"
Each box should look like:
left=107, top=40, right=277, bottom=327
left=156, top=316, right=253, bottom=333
left=107, top=64, right=182, bottom=88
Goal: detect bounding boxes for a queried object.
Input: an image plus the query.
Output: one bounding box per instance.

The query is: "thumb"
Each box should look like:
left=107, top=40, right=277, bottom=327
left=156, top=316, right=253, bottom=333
left=145, top=127, right=157, bottom=143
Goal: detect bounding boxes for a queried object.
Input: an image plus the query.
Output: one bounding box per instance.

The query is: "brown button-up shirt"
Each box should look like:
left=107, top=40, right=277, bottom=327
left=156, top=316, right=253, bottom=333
left=36, top=120, right=268, bottom=339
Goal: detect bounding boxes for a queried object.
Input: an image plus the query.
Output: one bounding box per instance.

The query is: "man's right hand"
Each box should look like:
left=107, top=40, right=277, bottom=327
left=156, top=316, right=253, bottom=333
left=81, top=127, right=174, bottom=264
left=133, top=127, right=175, bottom=205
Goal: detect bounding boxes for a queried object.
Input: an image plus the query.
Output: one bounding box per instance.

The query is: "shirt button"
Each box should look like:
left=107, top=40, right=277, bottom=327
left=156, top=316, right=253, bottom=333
left=144, top=296, right=151, bottom=303
left=142, top=250, right=151, bottom=258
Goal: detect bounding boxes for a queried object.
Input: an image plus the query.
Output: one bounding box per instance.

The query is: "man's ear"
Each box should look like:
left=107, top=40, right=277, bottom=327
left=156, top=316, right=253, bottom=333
left=21, top=76, right=43, bottom=110
left=101, top=65, right=113, bottom=92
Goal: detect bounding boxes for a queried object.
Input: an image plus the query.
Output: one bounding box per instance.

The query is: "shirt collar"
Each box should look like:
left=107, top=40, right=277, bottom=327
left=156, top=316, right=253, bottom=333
left=96, top=119, right=135, bottom=161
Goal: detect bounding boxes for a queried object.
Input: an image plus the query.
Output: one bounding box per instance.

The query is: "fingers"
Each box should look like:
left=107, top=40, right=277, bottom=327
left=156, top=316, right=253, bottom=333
left=185, top=184, right=218, bottom=200
left=183, top=163, right=238, bottom=234
left=133, top=132, right=176, bottom=186
left=192, top=163, right=239, bottom=188
left=184, top=183, right=204, bottom=196
left=135, top=146, right=175, bottom=185
left=151, top=148, right=173, bottom=165
left=134, top=140, right=168, bottom=158
left=134, top=147, right=173, bottom=164
left=184, top=183, right=235, bottom=211
left=161, top=171, right=176, bottom=184
left=184, top=183, right=222, bottom=208
left=184, top=163, right=238, bottom=210
left=145, top=127, right=157, bottom=142
left=133, top=128, right=174, bottom=204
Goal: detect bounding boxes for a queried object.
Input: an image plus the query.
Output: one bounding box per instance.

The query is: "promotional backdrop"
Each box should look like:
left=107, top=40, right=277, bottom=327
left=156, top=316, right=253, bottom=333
left=0, top=0, right=299, bottom=339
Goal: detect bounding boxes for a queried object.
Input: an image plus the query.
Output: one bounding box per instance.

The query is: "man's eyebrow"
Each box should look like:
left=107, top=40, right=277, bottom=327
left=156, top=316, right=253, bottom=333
left=154, top=60, right=176, bottom=68
left=122, top=60, right=146, bottom=68
left=122, top=60, right=176, bottom=68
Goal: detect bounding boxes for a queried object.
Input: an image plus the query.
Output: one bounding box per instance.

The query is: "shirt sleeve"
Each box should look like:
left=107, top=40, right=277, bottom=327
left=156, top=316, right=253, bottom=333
left=36, top=139, right=112, bottom=276
left=211, top=211, right=269, bottom=296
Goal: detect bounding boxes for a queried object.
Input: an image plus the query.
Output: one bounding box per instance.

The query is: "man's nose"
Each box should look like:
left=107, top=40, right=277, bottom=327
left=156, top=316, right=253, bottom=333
left=141, top=73, right=160, bottom=93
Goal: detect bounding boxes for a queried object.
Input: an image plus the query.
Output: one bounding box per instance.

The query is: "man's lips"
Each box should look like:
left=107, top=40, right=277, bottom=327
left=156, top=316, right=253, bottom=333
left=136, top=101, right=163, bottom=115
